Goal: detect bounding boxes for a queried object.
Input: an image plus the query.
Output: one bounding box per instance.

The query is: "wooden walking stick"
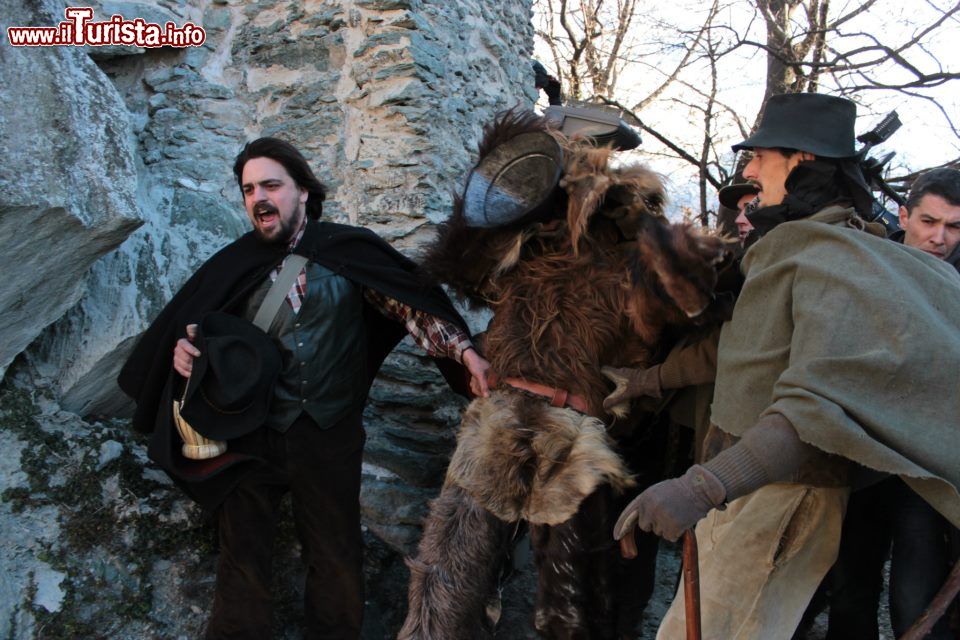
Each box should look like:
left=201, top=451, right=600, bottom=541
left=682, top=530, right=702, bottom=640
left=899, top=556, right=960, bottom=640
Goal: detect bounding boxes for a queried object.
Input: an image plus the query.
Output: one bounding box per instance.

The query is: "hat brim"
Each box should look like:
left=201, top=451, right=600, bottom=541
left=718, top=183, right=759, bottom=210
left=731, top=132, right=857, bottom=159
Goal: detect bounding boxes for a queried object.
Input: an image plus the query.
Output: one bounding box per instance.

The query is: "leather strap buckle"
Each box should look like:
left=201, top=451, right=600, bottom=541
left=550, top=387, right=568, bottom=408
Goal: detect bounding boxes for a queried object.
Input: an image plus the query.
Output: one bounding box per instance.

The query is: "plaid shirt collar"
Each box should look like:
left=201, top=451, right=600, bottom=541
left=286, top=214, right=308, bottom=253
left=269, top=214, right=309, bottom=315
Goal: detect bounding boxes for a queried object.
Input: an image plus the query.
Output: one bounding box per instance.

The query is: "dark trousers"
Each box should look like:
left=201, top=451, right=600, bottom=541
left=826, top=476, right=952, bottom=640
left=205, top=411, right=365, bottom=640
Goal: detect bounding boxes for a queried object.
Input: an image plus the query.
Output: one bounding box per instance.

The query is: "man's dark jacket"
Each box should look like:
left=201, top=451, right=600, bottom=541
left=947, top=242, right=960, bottom=273
left=118, top=219, right=471, bottom=508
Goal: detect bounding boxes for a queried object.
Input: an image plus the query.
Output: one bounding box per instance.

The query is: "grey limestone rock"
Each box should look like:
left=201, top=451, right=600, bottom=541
left=0, top=0, right=142, bottom=380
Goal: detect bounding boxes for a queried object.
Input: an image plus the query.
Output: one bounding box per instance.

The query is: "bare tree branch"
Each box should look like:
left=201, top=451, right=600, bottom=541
left=535, top=0, right=960, bottom=222
left=633, top=3, right=717, bottom=109
left=826, top=0, right=879, bottom=29
left=595, top=97, right=726, bottom=191
left=888, top=157, right=960, bottom=183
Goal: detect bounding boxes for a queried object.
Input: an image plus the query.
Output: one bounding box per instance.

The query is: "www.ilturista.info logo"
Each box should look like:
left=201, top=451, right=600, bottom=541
left=7, top=7, right=205, bottom=47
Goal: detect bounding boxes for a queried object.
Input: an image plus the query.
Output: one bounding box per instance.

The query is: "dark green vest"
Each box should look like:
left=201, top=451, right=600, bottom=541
left=243, top=261, right=367, bottom=431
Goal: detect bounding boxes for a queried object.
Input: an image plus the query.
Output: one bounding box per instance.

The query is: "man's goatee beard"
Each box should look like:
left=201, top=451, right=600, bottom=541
left=251, top=204, right=293, bottom=244
left=253, top=222, right=294, bottom=245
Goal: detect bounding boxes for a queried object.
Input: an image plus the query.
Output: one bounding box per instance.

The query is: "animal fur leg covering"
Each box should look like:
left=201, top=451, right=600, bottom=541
left=399, top=483, right=512, bottom=640
left=445, top=393, right=633, bottom=526
left=530, top=487, right=619, bottom=639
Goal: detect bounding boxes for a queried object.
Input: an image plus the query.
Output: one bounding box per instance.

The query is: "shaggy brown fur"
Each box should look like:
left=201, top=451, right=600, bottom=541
left=446, top=392, right=634, bottom=525
left=558, top=142, right=666, bottom=252
left=404, top=109, right=730, bottom=639
left=398, top=484, right=511, bottom=640
left=531, top=487, right=619, bottom=639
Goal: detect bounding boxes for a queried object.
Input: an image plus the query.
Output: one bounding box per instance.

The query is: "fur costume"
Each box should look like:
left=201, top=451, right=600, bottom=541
left=400, top=111, right=730, bottom=639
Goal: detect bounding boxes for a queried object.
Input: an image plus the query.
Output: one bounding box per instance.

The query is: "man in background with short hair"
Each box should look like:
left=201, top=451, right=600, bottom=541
left=896, top=167, right=960, bottom=261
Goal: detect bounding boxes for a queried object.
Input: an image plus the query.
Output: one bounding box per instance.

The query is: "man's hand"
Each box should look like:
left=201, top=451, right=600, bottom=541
left=613, top=464, right=726, bottom=543
left=173, top=323, right=200, bottom=379
left=601, top=364, right=662, bottom=412
left=462, top=347, right=491, bottom=398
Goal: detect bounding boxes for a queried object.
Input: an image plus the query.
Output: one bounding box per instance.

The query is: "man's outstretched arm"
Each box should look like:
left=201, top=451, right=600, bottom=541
left=364, top=289, right=491, bottom=397
left=613, top=412, right=818, bottom=542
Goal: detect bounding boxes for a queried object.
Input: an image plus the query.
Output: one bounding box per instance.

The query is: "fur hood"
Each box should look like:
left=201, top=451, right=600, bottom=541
left=446, top=392, right=634, bottom=525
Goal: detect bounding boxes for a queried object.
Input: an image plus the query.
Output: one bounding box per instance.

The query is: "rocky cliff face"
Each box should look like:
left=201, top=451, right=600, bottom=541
left=0, top=0, right=143, bottom=384
left=0, top=0, right=534, bottom=636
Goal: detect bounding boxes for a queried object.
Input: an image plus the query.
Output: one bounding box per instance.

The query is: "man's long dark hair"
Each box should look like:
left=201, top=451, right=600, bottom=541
left=746, top=149, right=874, bottom=240
left=233, top=137, right=327, bottom=220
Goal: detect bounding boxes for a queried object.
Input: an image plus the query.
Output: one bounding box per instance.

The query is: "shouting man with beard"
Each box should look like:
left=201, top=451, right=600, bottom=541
left=119, top=137, right=490, bottom=639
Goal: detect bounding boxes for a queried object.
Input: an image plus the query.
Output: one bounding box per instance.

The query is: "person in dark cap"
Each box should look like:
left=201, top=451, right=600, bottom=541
left=613, top=93, right=960, bottom=639
left=118, top=137, right=490, bottom=640
left=718, top=181, right=760, bottom=244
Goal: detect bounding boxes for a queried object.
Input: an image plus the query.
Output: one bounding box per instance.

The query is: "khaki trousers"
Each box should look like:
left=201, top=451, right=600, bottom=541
left=657, top=483, right=849, bottom=640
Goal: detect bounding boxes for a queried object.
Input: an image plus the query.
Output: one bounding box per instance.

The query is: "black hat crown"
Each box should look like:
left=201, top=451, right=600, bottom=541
left=200, top=335, right=265, bottom=413
left=732, top=93, right=857, bottom=159
left=180, top=311, right=282, bottom=440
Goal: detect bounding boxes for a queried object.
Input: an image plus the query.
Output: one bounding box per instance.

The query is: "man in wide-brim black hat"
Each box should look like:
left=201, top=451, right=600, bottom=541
left=118, top=137, right=490, bottom=640
left=613, top=92, right=960, bottom=639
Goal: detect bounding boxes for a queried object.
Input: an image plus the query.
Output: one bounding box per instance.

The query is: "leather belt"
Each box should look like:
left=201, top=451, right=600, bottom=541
left=486, top=372, right=589, bottom=414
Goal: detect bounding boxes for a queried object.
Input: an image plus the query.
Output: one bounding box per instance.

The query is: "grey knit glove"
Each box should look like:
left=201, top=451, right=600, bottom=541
left=613, top=464, right=726, bottom=543
left=702, top=413, right=815, bottom=503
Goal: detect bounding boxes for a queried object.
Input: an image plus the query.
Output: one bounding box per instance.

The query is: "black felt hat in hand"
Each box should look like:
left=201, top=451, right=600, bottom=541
left=732, top=93, right=858, bottom=159
left=179, top=311, right=282, bottom=440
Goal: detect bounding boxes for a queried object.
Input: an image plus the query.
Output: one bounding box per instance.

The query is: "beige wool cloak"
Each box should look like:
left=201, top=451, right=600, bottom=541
left=711, top=206, right=960, bottom=528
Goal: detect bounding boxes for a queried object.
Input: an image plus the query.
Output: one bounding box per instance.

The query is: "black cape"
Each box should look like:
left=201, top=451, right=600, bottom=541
left=118, top=219, right=471, bottom=508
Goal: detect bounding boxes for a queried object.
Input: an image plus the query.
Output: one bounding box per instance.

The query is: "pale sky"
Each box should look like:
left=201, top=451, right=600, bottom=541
left=533, top=0, right=960, bottom=219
